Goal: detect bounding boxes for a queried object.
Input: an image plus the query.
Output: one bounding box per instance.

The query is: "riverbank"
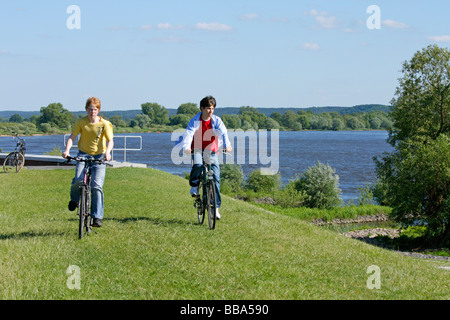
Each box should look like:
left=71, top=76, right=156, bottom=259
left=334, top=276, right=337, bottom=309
left=0, top=168, right=448, bottom=299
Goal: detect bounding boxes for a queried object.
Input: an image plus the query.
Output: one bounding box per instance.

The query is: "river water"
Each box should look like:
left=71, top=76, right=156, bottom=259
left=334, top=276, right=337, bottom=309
left=0, top=130, right=393, bottom=203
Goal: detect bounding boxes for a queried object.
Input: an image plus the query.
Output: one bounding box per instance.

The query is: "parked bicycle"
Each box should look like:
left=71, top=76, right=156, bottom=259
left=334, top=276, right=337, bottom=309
left=192, top=149, right=229, bottom=230
left=65, top=155, right=105, bottom=239
left=3, top=133, right=26, bottom=173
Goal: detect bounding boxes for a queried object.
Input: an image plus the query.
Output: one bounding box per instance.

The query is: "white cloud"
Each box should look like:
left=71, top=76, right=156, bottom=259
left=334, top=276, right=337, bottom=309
left=140, top=25, right=153, bottom=30
left=382, top=20, right=409, bottom=29
left=428, top=35, right=450, bottom=42
left=239, top=13, right=259, bottom=21
left=305, top=9, right=338, bottom=29
left=302, top=42, right=321, bottom=51
left=147, top=36, right=193, bottom=44
left=195, top=22, right=233, bottom=31
left=157, top=23, right=183, bottom=30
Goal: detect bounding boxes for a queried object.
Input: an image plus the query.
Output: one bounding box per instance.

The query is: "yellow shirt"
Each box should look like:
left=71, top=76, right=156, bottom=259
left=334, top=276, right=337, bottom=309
left=72, top=116, right=114, bottom=155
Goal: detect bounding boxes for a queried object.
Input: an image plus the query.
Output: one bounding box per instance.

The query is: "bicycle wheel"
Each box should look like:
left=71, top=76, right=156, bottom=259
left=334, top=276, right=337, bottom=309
left=207, top=180, right=217, bottom=230
left=78, top=186, right=87, bottom=239
left=85, top=189, right=92, bottom=235
left=196, top=181, right=205, bottom=224
left=3, top=152, right=25, bottom=173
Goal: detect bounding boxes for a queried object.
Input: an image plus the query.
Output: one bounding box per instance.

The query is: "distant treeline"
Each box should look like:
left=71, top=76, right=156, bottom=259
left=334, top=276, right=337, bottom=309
left=0, top=103, right=392, bottom=135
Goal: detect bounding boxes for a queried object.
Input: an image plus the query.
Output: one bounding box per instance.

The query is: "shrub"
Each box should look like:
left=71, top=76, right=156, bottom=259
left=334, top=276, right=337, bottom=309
left=245, top=169, right=280, bottom=193
left=356, top=183, right=375, bottom=206
left=273, top=180, right=307, bottom=208
left=220, top=164, right=244, bottom=194
left=294, top=161, right=343, bottom=209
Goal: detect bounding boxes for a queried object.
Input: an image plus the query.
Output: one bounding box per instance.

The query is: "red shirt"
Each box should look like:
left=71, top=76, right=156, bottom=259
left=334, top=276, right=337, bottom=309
left=191, top=118, right=218, bottom=152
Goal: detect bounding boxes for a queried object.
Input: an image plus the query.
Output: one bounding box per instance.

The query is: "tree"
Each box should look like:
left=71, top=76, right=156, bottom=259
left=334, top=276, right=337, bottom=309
left=9, top=114, right=24, bottom=123
left=109, top=115, right=127, bottom=128
left=177, top=103, right=198, bottom=117
left=376, top=135, right=450, bottom=242
left=332, top=118, right=345, bottom=131
left=141, top=102, right=169, bottom=125
left=281, top=110, right=297, bottom=129
left=375, top=45, right=450, bottom=244
left=38, top=103, right=72, bottom=130
left=389, top=45, right=449, bottom=145
left=130, top=114, right=151, bottom=129
left=222, top=114, right=241, bottom=129
left=169, top=114, right=190, bottom=127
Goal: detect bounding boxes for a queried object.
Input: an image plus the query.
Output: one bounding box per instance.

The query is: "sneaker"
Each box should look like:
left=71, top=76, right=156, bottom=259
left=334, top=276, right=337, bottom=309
left=190, top=186, right=199, bottom=197
left=68, top=201, right=78, bottom=211
left=92, top=218, right=103, bottom=228
left=216, top=208, right=221, bottom=220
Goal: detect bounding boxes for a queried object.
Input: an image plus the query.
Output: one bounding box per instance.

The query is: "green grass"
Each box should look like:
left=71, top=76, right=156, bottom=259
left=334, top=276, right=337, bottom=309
left=0, top=168, right=448, bottom=299
left=254, top=202, right=392, bottom=222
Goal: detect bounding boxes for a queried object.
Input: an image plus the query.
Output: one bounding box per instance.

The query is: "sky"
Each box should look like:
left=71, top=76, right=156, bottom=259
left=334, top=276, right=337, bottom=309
left=1, top=0, right=449, bottom=112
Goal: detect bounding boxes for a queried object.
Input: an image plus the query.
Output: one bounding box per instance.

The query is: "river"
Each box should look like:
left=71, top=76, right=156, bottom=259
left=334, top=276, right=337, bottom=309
left=0, top=130, right=393, bottom=203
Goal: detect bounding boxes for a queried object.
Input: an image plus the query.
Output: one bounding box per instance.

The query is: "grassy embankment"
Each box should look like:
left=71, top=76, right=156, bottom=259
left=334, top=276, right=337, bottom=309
left=0, top=168, right=448, bottom=299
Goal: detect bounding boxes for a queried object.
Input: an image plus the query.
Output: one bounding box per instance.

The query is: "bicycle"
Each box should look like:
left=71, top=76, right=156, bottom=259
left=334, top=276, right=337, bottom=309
left=3, top=132, right=26, bottom=173
left=192, top=149, right=227, bottom=230
left=65, top=155, right=105, bottom=239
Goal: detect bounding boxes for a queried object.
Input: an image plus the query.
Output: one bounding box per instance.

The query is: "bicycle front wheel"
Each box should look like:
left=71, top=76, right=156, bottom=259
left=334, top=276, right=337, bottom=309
left=207, top=180, right=217, bottom=230
left=196, top=181, right=205, bottom=224
left=78, top=186, right=87, bottom=239
left=3, top=152, right=25, bottom=173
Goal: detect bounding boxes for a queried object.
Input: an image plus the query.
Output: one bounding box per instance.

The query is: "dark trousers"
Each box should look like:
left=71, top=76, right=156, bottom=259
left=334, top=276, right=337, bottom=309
left=189, top=151, right=221, bottom=208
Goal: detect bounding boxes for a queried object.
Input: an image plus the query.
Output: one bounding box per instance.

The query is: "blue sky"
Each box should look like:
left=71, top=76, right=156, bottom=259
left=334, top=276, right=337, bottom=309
left=1, top=0, right=449, bottom=111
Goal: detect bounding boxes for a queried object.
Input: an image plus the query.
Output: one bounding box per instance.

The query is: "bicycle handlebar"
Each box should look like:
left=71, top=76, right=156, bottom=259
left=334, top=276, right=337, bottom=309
left=12, top=132, right=25, bottom=144
left=65, top=155, right=106, bottom=164
left=190, top=148, right=231, bottom=155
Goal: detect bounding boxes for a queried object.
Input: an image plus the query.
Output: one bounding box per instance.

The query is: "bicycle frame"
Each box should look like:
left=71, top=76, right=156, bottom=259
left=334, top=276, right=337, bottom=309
left=192, top=150, right=217, bottom=229
left=14, top=134, right=26, bottom=155
left=66, top=156, right=104, bottom=238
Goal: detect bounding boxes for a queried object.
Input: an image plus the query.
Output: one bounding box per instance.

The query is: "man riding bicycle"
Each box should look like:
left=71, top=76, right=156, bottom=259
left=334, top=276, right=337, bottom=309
left=179, top=96, right=232, bottom=220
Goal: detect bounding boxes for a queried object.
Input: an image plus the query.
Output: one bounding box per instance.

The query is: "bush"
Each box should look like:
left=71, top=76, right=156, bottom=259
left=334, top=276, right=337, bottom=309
left=294, top=161, right=343, bottom=209
left=273, top=180, right=306, bottom=208
left=356, top=183, right=375, bottom=206
left=245, top=169, right=280, bottom=193
left=220, top=164, right=244, bottom=194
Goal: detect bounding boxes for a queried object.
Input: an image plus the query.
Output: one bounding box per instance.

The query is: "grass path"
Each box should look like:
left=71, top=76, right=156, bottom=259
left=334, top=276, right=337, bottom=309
left=0, top=168, right=448, bottom=299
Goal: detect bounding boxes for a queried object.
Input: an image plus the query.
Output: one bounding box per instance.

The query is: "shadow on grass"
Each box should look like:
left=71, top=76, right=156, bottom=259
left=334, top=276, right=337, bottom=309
left=0, top=230, right=69, bottom=240
left=66, top=215, right=201, bottom=228
left=107, top=216, right=199, bottom=227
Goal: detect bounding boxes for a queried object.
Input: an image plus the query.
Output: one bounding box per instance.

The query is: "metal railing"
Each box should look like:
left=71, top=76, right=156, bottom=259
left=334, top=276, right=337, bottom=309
left=64, top=134, right=142, bottom=162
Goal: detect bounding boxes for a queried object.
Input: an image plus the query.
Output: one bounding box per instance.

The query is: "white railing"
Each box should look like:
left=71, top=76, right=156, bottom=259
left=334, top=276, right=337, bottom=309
left=64, top=134, right=142, bottom=162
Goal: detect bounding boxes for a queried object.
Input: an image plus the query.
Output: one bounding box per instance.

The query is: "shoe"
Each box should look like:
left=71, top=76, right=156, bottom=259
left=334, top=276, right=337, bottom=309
left=216, top=208, right=221, bottom=220
left=190, top=186, right=199, bottom=197
left=68, top=201, right=78, bottom=211
left=92, top=218, right=103, bottom=228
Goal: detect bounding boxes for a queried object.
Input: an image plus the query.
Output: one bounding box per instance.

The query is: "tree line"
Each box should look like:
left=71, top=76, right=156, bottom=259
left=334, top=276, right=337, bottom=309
left=0, top=101, right=392, bottom=135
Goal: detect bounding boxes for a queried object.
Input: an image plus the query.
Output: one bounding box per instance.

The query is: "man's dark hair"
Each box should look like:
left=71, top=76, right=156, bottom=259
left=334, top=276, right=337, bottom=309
left=200, top=96, right=216, bottom=109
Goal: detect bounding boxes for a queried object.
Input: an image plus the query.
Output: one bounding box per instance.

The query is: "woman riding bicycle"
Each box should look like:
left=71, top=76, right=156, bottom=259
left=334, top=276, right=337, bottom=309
left=62, top=97, right=114, bottom=228
left=180, top=96, right=232, bottom=220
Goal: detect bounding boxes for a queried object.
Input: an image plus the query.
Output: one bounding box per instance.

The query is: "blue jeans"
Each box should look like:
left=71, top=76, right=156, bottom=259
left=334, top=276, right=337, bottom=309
left=189, top=151, right=221, bottom=208
left=70, top=152, right=106, bottom=219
